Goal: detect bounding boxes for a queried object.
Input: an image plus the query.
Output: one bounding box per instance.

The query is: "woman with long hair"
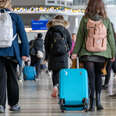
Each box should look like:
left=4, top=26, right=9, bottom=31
left=72, top=0, right=115, bottom=111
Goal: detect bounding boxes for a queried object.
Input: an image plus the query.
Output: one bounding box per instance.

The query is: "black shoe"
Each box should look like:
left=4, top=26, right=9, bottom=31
left=9, top=104, right=20, bottom=111
left=109, top=94, right=116, bottom=97
left=89, top=98, right=95, bottom=112
left=97, top=104, right=104, bottom=111
left=88, top=107, right=95, bottom=111
left=0, top=105, right=5, bottom=113
left=96, top=91, right=104, bottom=111
left=102, top=84, right=108, bottom=90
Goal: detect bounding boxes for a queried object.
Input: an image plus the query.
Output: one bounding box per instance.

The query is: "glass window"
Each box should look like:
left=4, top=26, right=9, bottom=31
left=57, top=1, right=60, bottom=4
left=103, top=0, right=116, bottom=4
left=61, top=2, right=65, bottom=5
left=73, top=0, right=88, bottom=5
left=73, top=0, right=116, bottom=5
left=47, top=1, right=55, bottom=4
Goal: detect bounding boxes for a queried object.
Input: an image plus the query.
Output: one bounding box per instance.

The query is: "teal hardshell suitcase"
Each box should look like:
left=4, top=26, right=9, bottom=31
left=59, top=68, right=89, bottom=112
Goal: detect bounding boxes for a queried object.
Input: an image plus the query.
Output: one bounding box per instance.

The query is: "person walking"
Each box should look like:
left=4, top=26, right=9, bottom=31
left=44, top=15, right=72, bottom=97
left=102, top=23, right=116, bottom=90
left=72, top=0, right=116, bottom=111
left=30, top=33, right=44, bottom=79
left=0, top=0, right=29, bottom=113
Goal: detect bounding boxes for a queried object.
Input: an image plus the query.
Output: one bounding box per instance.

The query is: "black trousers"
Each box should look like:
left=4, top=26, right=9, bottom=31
left=104, top=61, right=113, bottom=85
left=112, top=59, right=116, bottom=73
left=0, top=57, right=19, bottom=108
left=84, top=62, right=104, bottom=98
left=52, top=70, right=60, bottom=87
left=104, top=60, right=116, bottom=85
left=31, top=56, right=41, bottom=78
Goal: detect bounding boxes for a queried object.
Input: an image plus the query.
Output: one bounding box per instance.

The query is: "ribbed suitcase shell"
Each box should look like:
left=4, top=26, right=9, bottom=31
left=59, top=68, right=89, bottom=111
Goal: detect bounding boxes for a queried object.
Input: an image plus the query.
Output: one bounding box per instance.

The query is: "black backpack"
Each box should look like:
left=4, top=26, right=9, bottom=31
left=50, top=30, right=69, bottom=56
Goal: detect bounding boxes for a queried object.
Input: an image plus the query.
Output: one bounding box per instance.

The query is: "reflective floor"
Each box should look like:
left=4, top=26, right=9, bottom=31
left=2, top=71, right=116, bottom=116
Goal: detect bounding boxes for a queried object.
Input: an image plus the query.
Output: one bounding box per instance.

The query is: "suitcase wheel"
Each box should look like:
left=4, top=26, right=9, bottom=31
left=85, top=108, right=88, bottom=112
left=60, top=106, right=65, bottom=113
left=82, top=98, right=88, bottom=112
left=61, top=109, right=64, bottom=113
left=60, top=99, right=65, bottom=105
left=60, top=99, right=65, bottom=112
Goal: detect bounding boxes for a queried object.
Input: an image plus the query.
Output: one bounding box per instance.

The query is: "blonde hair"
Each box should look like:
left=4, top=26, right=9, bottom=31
left=0, top=0, right=12, bottom=9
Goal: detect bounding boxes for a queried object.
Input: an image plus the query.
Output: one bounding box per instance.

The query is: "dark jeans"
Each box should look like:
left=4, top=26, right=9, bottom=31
left=112, top=59, right=116, bottom=73
left=84, top=62, right=104, bottom=98
left=104, top=61, right=113, bottom=85
left=0, top=57, right=19, bottom=108
left=52, top=70, right=60, bottom=87
left=104, top=60, right=116, bottom=85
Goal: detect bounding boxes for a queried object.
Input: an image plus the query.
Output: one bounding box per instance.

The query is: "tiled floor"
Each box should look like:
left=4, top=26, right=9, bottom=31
left=2, top=71, right=116, bottom=116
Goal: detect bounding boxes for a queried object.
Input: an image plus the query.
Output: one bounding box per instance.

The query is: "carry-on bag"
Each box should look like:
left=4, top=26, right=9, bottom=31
left=23, top=66, right=36, bottom=80
left=59, top=68, right=88, bottom=112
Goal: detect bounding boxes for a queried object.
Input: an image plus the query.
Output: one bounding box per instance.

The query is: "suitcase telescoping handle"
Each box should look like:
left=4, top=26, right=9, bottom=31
left=77, top=57, right=79, bottom=69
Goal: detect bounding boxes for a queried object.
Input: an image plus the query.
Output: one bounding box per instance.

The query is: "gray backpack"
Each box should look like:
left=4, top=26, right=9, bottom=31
left=0, top=11, right=17, bottom=48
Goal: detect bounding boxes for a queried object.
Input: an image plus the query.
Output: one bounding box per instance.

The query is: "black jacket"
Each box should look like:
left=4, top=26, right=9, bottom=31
left=34, top=38, right=44, bottom=52
left=29, top=37, right=44, bottom=55
left=45, top=25, right=72, bottom=71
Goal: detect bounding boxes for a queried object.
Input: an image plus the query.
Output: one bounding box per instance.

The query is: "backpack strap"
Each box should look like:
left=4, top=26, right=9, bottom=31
left=13, top=33, right=17, bottom=40
left=0, top=9, right=11, bottom=13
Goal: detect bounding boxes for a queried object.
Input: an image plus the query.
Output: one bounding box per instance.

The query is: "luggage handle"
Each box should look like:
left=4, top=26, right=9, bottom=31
left=25, top=59, right=31, bottom=66
left=77, top=57, right=79, bottom=69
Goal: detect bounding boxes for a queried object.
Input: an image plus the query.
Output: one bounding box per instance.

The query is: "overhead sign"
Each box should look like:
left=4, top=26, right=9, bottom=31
left=31, top=20, right=48, bottom=30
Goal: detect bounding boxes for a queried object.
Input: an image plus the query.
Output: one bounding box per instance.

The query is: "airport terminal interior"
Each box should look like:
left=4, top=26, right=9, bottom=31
left=1, top=0, right=116, bottom=115
left=3, top=71, right=116, bottom=116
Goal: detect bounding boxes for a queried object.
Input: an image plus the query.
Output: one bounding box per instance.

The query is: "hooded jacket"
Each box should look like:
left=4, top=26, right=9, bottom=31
left=45, top=19, right=72, bottom=70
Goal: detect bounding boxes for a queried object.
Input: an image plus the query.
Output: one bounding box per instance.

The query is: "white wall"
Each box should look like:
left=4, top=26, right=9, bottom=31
left=106, top=6, right=116, bottom=32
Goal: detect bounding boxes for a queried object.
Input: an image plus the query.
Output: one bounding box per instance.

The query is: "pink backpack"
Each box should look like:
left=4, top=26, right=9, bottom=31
left=86, top=19, right=107, bottom=52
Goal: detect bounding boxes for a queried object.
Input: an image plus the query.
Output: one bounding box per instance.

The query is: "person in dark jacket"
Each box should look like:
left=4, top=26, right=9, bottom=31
left=102, top=23, right=116, bottom=90
left=72, top=0, right=115, bottom=111
left=0, top=0, right=29, bottom=113
left=30, top=33, right=44, bottom=79
left=44, top=15, right=72, bottom=97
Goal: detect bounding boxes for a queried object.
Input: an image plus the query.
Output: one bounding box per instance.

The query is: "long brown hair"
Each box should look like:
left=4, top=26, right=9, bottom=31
left=85, top=0, right=107, bottom=18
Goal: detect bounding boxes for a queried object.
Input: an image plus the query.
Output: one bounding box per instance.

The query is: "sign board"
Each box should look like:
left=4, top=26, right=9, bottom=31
left=31, top=20, right=48, bottom=30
